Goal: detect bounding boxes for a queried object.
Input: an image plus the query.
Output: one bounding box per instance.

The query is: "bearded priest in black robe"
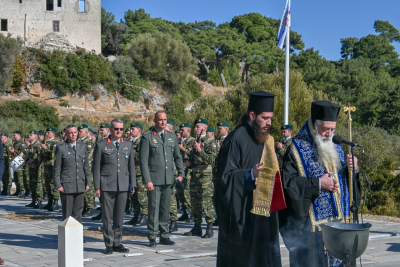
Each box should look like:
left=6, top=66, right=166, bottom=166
left=279, top=101, right=361, bottom=267
left=215, top=91, right=285, bottom=267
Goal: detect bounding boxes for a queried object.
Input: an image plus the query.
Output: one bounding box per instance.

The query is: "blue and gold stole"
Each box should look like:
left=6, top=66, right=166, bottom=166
left=291, top=118, right=350, bottom=231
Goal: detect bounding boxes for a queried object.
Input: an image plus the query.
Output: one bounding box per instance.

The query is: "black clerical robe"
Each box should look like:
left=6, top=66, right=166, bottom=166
left=279, top=147, right=361, bottom=267
left=215, top=123, right=282, bottom=267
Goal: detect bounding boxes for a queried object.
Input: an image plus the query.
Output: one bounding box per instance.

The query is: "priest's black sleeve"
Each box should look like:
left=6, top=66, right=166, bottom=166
left=281, top=147, right=320, bottom=220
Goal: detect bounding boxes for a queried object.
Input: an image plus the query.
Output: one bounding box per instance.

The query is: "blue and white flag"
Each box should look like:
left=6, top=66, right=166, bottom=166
left=277, top=0, right=291, bottom=49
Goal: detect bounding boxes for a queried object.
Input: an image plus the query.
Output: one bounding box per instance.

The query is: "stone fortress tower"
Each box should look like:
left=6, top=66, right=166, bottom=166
left=0, top=0, right=101, bottom=53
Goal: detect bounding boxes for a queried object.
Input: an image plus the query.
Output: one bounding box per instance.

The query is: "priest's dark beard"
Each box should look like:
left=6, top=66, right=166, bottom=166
left=253, top=118, right=269, bottom=144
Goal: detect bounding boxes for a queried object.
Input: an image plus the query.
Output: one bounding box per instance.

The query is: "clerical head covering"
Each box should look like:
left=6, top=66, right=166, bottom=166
left=311, top=101, right=341, bottom=124
left=248, top=91, right=276, bottom=112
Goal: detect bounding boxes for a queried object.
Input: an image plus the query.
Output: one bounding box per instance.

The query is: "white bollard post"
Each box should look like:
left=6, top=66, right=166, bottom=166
left=58, top=216, right=83, bottom=267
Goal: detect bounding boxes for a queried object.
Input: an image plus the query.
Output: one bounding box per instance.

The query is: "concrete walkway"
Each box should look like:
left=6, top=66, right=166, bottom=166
left=1, top=195, right=400, bottom=266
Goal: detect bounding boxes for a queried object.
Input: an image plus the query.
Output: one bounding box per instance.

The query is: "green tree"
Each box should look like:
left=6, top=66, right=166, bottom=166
left=0, top=33, right=23, bottom=93
left=127, top=32, right=198, bottom=91
left=101, top=8, right=129, bottom=55
left=374, top=20, right=400, bottom=43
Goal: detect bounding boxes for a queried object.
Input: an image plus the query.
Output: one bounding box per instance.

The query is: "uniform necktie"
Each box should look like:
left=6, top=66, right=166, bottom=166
left=160, top=133, right=165, bottom=142
left=115, top=141, right=119, bottom=150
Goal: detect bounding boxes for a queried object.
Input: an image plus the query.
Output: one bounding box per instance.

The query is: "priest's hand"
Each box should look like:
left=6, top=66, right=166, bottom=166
left=320, top=172, right=339, bottom=192
left=347, top=155, right=359, bottom=172
left=276, top=142, right=283, bottom=150
left=253, top=162, right=264, bottom=178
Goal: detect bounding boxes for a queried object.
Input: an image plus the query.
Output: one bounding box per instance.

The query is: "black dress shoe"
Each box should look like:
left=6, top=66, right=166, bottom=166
left=92, top=212, right=102, bottom=220
left=159, top=238, right=175, bottom=245
left=113, top=244, right=129, bottom=253
left=149, top=239, right=157, bottom=248
left=134, top=214, right=148, bottom=226
left=82, top=208, right=94, bottom=217
left=104, top=246, right=113, bottom=254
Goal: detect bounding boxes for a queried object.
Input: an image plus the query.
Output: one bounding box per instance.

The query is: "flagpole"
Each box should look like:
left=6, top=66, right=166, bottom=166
left=284, top=0, right=291, bottom=125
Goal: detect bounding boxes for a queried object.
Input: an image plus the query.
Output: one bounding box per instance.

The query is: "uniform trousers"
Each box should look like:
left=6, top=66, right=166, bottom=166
left=147, top=184, right=173, bottom=240
left=61, top=192, right=84, bottom=222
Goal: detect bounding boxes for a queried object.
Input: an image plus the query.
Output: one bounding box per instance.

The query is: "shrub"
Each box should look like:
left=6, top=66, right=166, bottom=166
left=0, top=33, right=23, bottom=92
left=59, top=100, right=70, bottom=107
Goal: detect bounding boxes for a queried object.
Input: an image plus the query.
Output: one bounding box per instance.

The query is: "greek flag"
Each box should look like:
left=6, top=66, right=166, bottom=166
left=277, top=0, right=291, bottom=49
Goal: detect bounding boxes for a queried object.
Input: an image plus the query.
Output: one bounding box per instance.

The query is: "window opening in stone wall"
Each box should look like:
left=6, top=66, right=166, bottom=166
left=58, top=0, right=61, bottom=7
left=46, top=0, right=54, bottom=11
left=1, top=20, right=8, bottom=31
left=19, top=0, right=22, bottom=3
left=79, top=0, right=85, bottom=12
left=53, top=21, right=60, bottom=32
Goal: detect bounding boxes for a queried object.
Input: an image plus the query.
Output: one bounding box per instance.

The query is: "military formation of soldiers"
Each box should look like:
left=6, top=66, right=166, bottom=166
left=1, top=117, right=292, bottom=246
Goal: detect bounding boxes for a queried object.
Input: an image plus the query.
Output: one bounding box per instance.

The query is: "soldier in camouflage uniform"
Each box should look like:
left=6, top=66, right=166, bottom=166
left=124, top=122, right=148, bottom=226
left=212, top=121, right=230, bottom=226
left=206, top=127, right=216, bottom=140
left=177, top=123, right=195, bottom=222
left=10, top=131, right=25, bottom=197
left=40, top=127, right=60, bottom=211
left=78, top=124, right=95, bottom=217
left=183, top=118, right=217, bottom=239
left=0, top=133, right=13, bottom=196
left=275, top=124, right=293, bottom=171
left=23, top=131, right=42, bottom=208
left=22, top=135, right=31, bottom=198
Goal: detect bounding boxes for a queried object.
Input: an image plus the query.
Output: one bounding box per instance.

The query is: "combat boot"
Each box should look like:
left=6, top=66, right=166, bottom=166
left=12, top=191, right=19, bottom=197
left=42, top=199, right=53, bottom=210
left=49, top=199, right=59, bottom=211
left=186, top=209, right=194, bottom=223
left=43, top=193, right=48, bottom=202
left=183, top=222, right=202, bottom=236
left=92, top=211, right=102, bottom=221
left=124, top=213, right=139, bottom=225
left=33, top=201, right=43, bottom=209
left=201, top=223, right=214, bottom=238
left=25, top=201, right=35, bottom=208
left=18, top=190, right=26, bottom=198
left=177, top=210, right=188, bottom=222
left=134, top=214, right=148, bottom=227
left=82, top=208, right=94, bottom=217
left=169, top=221, right=178, bottom=233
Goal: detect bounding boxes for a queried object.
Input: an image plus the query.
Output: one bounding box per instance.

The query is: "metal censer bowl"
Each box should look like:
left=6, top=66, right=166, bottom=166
left=321, top=222, right=372, bottom=261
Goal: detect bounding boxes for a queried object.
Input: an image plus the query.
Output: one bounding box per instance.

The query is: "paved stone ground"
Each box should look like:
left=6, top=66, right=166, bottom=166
left=1, top=194, right=400, bottom=266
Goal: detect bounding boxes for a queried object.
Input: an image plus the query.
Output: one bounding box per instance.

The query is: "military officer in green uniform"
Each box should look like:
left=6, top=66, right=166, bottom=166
left=183, top=118, right=218, bottom=239
left=23, top=131, right=42, bottom=208
left=78, top=124, right=95, bottom=217
left=177, top=123, right=195, bottom=222
left=40, top=127, right=60, bottom=211
left=140, top=111, right=185, bottom=247
left=276, top=124, right=293, bottom=171
left=10, top=131, right=25, bottom=197
left=125, top=122, right=148, bottom=226
left=0, top=133, right=12, bottom=196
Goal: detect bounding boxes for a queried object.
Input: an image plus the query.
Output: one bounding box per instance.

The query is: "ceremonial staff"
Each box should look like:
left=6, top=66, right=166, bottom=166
left=342, top=103, right=356, bottom=223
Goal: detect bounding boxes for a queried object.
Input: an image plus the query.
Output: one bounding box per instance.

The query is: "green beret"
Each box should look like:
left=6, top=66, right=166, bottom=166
left=194, top=118, right=208, bottom=126
left=100, top=123, right=111, bottom=129
left=217, top=121, right=230, bottom=127
left=46, top=127, right=57, bottom=133
left=89, top=128, right=94, bottom=133
left=125, top=128, right=131, bottom=132
left=175, top=129, right=181, bottom=134
left=207, top=127, right=216, bottom=133
left=167, top=119, right=175, bottom=126
left=281, top=124, right=293, bottom=130
left=30, top=130, right=39, bottom=135
left=149, top=126, right=155, bottom=131
left=180, top=122, right=192, bottom=128
left=131, top=122, right=143, bottom=130
left=78, top=124, right=89, bottom=130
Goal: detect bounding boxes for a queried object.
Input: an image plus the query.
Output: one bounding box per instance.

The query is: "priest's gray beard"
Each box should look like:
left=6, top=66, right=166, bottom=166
left=314, top=132, right=341, bottom=169
left=253, top=118, right=269, bottom=144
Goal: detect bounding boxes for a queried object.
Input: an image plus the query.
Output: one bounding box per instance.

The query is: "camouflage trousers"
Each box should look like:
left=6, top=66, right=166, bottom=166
left=177, top=169, right=191, bottom=211
left=23, top=166, right=30, bottom=192
left=35, top=165, right=44, bottom=202
left=43, top=165, right=59, bottom=200
left=14, top=168, right=25, bottom=191
left=190, top=171, right=215, bottom=224
left=84, top=174, right=95, bottom=209
left=1, top=162, right=11, bottom=190
left=29, top=167, right=39, bottom=201
left=131, top=173, right=148, bottom=215
left=169, top=186, right=178, bottom=221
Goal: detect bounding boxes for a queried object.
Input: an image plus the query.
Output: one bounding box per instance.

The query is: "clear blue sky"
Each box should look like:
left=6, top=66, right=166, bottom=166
left=102, top=0, right=400, bottom=61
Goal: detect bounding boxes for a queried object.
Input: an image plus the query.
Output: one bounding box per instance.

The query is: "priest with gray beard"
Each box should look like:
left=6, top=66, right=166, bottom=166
left=279, top=100, right=361, bottom=267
